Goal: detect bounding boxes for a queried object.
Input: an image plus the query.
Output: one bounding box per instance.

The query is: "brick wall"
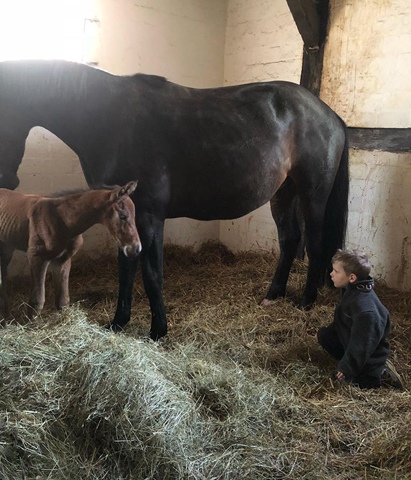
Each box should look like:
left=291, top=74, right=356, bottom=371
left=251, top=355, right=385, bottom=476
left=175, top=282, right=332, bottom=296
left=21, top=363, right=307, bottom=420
left=219, top=0, right=303, bottom=254
left=321, top=0, right=411, bottom=290
left=7, top=0, right=228, bottom=274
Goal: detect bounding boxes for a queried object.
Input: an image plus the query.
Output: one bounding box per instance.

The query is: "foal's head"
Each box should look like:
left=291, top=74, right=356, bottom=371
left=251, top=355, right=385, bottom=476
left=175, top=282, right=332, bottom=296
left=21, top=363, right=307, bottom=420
left=102, top=181, right=141, bottom=257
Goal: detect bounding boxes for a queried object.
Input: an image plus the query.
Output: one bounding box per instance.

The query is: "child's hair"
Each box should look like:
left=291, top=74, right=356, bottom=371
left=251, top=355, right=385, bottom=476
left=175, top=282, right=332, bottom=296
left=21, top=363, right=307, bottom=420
left=332, top=249, right=371, bottom=280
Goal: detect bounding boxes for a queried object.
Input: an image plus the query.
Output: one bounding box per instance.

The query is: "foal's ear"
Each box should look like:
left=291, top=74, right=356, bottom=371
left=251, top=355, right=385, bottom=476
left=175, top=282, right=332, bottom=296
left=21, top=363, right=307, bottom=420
left=116, top=181, right=138, bottom=198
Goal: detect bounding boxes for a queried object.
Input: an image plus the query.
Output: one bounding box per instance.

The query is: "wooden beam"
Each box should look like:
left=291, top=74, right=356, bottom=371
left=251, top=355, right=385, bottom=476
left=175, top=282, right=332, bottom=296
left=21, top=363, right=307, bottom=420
left=347, top=128, right=411, bottom=153
left=286, top=0, right=320, bottom=48
left=297, top=0, right=330, bottom=97
left=300, top=45, right=324, bottom=97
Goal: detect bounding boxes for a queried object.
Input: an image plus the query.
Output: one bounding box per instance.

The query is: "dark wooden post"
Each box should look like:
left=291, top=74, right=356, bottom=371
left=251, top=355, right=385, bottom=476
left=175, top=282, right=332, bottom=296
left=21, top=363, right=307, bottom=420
left=286, top=0, right=329, bottom=96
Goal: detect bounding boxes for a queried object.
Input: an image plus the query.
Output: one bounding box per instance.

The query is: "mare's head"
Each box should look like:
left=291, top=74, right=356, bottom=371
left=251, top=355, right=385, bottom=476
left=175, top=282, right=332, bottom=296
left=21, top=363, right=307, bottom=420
left=102, top=181, right=141, bottom=257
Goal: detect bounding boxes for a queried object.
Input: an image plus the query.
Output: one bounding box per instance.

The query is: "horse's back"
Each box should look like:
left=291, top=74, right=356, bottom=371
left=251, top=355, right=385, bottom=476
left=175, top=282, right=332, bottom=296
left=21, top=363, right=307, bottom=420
left=138, top=79, right=346, bottom=219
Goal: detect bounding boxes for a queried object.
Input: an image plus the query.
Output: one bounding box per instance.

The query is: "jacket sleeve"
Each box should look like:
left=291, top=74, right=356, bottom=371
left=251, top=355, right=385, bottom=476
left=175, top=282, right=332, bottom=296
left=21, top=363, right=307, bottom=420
left=337, top=311, right=385, bottom=379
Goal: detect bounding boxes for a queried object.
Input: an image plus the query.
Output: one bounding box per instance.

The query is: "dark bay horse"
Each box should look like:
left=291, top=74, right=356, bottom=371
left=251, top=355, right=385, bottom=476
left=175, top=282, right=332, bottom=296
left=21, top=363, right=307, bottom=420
left=0, top=60, right=349, bottom=339
left=0, top=182, right=140, bottom=323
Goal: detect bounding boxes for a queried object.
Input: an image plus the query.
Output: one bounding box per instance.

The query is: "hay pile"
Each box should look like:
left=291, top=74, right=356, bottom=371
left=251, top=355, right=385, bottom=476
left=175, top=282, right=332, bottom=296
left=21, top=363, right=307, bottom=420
left=1, top=242, right=410, bottom=479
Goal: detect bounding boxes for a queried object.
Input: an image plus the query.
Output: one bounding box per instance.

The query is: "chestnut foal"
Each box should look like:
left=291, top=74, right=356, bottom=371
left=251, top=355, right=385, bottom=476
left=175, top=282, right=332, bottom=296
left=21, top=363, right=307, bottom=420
left=0, top=181, right=141, bottom=324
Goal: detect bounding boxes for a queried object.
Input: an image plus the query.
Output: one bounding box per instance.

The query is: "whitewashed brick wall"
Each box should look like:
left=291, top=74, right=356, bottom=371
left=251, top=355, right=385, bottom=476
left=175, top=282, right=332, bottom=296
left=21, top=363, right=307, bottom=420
left=219, top=0, right=303, bottom=255
left=220, top=0, right=411, bottom=291
left=6, top=0, right=228, bottom=274
left=5, top=0, right=410, bottom=290
left=321, top=0, right=411, bottom=290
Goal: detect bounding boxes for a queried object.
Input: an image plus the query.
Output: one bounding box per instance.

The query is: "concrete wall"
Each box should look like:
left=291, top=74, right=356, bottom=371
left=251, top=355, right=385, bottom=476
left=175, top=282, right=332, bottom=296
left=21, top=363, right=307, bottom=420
left=321, top=0, right=411, bottom=290
left=219, top=0, right=303, bottom=254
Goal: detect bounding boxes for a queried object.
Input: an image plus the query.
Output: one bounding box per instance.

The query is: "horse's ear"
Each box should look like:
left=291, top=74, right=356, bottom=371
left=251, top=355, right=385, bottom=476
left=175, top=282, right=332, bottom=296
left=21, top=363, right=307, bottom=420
left=116, top=181, right=138, bottom=198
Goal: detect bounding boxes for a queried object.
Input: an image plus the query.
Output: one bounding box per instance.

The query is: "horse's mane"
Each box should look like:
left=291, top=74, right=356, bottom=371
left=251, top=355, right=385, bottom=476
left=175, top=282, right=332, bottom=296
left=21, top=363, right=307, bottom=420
left=0, top=60, right=114, bottom=105
left=47, top=184, right=117, bottom=198
left=46, top=188, right=90, bottom=198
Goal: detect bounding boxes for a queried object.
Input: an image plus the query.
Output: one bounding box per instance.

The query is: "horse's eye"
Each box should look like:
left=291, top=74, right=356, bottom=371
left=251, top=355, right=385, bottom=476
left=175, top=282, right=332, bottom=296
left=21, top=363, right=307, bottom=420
left=119, top=213, right=128, bottom=221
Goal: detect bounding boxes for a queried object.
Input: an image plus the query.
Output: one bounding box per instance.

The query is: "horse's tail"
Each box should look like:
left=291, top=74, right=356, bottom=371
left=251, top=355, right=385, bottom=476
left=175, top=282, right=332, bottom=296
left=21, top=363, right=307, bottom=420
left=320, top=116, right=350, bottom=286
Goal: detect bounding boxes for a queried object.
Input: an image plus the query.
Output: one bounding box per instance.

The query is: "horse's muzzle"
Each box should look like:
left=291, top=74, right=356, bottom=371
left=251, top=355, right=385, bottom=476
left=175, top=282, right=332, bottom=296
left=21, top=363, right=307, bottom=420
left=123, top=243, right=142, bottom=258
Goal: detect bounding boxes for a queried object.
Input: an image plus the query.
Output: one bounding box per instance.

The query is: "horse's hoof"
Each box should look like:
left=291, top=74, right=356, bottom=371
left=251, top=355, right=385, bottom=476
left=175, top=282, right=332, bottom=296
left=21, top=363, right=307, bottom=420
left=149, top=329, right=167, bottom=341
left=260, top=298, right=275, bottom=307
left=106, top=323, right=124, bottom=333
left=297, top=302, right=314, bottom=311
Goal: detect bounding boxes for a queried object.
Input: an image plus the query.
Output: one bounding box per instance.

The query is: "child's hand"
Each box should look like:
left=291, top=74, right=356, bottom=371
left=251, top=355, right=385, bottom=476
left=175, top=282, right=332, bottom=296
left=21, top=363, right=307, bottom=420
left=336, top=371, right=345, bottom=380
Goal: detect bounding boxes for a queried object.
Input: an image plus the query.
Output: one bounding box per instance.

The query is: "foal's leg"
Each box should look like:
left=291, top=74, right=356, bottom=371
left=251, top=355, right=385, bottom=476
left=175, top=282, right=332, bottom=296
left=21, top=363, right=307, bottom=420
left=0, top=244, right=14, bottom=324
left=50, top=236, right=83, bottom=310
left=263, top=178, right=301, bottom=304
left=27, top=255, right=50, bottom=319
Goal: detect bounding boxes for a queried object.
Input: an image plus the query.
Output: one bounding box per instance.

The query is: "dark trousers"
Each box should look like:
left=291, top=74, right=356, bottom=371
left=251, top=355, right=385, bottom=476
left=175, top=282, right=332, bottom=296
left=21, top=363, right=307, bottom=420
left=317, top=325, right=381, bottom=389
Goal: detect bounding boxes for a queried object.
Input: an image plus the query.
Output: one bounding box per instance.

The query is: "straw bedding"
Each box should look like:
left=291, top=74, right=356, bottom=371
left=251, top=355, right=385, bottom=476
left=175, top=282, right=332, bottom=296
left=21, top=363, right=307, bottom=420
left=1, top=242, right=410, bottom=479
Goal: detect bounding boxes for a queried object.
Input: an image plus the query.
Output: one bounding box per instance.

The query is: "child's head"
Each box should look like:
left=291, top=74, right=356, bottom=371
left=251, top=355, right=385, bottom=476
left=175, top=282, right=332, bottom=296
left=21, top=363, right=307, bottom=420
left=330, top=249, right=371, bottom=288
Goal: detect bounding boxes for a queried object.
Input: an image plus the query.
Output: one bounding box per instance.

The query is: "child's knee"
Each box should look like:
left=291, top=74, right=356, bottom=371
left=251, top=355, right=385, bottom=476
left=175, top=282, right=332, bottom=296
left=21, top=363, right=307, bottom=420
left=317, top=326, right=328, bottom=347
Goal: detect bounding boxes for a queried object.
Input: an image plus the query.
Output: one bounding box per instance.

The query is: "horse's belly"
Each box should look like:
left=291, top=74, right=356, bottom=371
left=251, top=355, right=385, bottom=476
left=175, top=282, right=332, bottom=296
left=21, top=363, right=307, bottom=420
left=169, top=173, right=285, bottom=221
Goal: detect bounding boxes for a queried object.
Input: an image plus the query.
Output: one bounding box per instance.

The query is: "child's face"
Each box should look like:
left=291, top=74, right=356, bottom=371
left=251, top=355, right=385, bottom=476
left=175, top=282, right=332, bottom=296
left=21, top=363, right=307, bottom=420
left=330, top=261, right=357, bottom=288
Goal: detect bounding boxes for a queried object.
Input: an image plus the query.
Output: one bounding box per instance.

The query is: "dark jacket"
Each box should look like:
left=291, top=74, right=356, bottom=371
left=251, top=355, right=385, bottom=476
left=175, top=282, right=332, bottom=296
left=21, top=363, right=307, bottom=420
left=334, top=278, right=390, bottom=379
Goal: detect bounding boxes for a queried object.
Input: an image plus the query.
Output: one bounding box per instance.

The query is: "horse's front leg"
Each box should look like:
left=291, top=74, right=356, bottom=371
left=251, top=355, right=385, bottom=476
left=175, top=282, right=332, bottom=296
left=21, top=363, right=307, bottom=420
left=109, top=249, right=139, bottom=332
left=109, top=213, right=167, bottom=340
left=50, top=236, right=83, bottom=310
left=27, top=254, right=50, bottom=320
left=139, top=214, right=167, bottom=340
left=0, top=244, right=15, bottom=324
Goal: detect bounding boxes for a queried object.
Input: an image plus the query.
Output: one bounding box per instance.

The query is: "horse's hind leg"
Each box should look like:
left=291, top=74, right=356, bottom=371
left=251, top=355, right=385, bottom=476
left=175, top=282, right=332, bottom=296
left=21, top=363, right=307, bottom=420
left=263, top=178, right=301, bottom=304
left=0, top=244, right=14, bottom=324
left=298, top=193, right=329, bottom=309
